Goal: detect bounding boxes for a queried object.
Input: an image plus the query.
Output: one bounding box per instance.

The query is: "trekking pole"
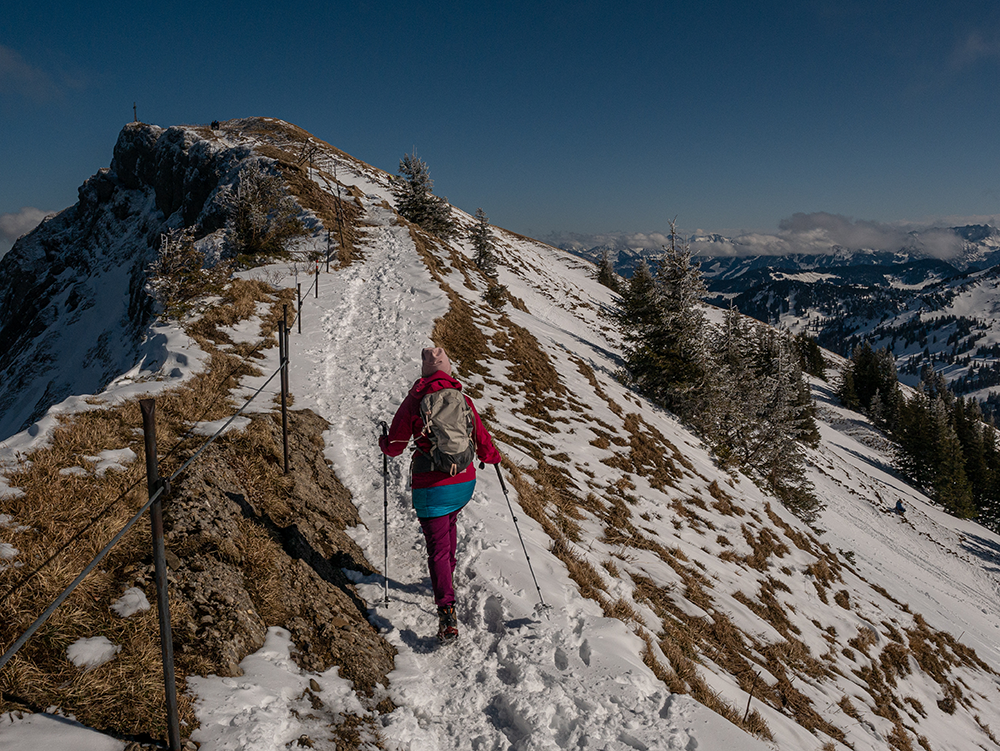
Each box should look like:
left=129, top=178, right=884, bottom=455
left=492, top=463, right=549, bottom=612
left=380, top=421, right=390, bottom=605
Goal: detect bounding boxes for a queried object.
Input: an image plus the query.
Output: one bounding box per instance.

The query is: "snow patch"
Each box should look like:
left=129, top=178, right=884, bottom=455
left=0, top=711, right=124, bottom=751
left=189, top=416, right=252, bottom=437
left=189, top=627, right=369, bottom=751
left=81, top=448, right=137, bottom=477
left=111, top=587, right=150, bottom=618
left=67, top=636, right=121, bottom=670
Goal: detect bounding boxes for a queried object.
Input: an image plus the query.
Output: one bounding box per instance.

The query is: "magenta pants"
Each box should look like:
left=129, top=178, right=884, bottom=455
left=419, top=509, right=460, bottom=607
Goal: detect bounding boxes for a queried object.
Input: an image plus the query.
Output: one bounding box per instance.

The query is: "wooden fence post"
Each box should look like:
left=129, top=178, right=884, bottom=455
left=140, top=399, right=181, bottom=751
left=278, top=322, right=290, bottom=474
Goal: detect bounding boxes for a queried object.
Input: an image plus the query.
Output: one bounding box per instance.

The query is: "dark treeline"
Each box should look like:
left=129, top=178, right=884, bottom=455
left=838, top=343, right=1000, bottom=530
left=604, top=228, right=823, bottom=522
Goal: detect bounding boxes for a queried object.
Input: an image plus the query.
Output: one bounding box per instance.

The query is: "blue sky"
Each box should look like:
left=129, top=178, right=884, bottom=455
left=3, top=0, right=1000, bottom=255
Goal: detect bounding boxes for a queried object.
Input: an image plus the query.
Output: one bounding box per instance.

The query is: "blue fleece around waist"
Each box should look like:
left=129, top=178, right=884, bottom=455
left=412, top=480, right=475, bottom=519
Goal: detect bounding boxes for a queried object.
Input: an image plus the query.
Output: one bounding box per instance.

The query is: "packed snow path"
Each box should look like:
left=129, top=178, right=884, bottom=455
left=281, top=199, right=768, bottom=750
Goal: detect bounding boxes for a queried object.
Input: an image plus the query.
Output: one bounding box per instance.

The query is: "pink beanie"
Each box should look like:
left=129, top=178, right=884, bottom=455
left=421, top=347, right=452, bottom=377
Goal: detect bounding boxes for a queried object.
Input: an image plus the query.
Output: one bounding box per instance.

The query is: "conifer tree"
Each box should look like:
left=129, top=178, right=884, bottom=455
left=703, top=309, right=821, bottom=520
left=929, top=395, right=975, bottom=517
left=644, top=225, right=709, bottom=416
left=953, top=398, right=989, bottom=503
left=895, top=389, right=937, bottom=489
left=979, top=427, right=1000, bottom=531
left=596, top=248, right=620, bottom=291
left=837, top=342, right=903, bottom=429
left=393, top=152, right=456, bottom=239
left=702, top=305, right=757, bottom=464
left=794, top=332, right=826, bottom=380
left=470, top=208, right=498, bottom=277
left=612, top=259, right=662, bottom=389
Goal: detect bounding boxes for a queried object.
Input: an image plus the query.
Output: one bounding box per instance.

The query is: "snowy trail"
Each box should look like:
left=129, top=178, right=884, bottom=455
left=280, top=200, right=769, bottom=750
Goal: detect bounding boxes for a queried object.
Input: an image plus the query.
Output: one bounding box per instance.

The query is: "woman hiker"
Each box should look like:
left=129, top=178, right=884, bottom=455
left=379, top=347, right=501, bottom=642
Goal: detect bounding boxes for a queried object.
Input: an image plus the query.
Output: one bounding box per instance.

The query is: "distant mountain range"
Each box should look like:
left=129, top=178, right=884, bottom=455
left=561, top=225, right=1000, bottom=409
left=562, top=224, right=1000, bottom=279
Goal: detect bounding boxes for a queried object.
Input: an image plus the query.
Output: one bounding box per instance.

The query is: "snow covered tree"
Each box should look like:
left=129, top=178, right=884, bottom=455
left=644, top=226, right=709, bottom=416
left=752, top=329, right=821, bottom=519
left=794, top=332, right=826, bottom=380
left=701, top=310, right=821, bottom=520
left=611, top=223, right=709, bottom=418
left=702, top=305, right=758, bottom=463
left=393, top=152, right=456, bottom=239
left=470, top=208, right=498, bottom=277
left=224, top=161, right=307, bottom=260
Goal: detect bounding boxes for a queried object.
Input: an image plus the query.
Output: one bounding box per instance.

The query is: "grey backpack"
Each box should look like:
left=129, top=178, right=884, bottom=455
left=417, top=388, right=475, bottom=475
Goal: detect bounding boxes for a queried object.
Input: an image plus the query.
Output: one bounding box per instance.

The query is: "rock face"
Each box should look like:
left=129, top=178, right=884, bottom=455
left=0, top=123, right=248, bottom=441
left=147, top=409, right=395, bottom=697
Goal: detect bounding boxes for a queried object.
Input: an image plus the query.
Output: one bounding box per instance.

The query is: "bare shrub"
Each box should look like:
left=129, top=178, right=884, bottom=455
left=484, top=281, right=508, bottom=309
left=147, top=229, right=233, bottom=320
left=224, top=160, right=308, bottom=261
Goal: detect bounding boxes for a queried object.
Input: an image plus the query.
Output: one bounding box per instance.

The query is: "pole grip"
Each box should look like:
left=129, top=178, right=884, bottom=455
left=494, top=462, right=508, bottom=494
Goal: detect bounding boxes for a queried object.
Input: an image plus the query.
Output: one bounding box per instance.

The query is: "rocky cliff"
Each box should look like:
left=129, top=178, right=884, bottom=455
left=0, top=122, right=251, bottom=441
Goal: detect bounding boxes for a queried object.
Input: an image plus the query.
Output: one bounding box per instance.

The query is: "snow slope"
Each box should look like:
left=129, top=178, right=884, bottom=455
left=5, top=120, right=1000, bottom=751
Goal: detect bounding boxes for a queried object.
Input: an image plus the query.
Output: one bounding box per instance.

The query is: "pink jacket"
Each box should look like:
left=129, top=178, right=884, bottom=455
left=379, top=371, right=501, bottom=489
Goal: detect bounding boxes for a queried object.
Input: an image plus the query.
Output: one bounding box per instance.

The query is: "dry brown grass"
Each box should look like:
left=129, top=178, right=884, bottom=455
left=904, top=696, right=927, bottom=718
left=234, top=517, right=287, bottom=624
left=848, top=625, right=878, bottom=655
left=975, top=714, right=999, bottom=744
left=838, top=694, right=861, bottom=720
left=741, top=525, right=791, bottom=571
left=708, top=480, right=745, bottom=516
left=879, top=641, right=913, bottom=686
left=572, top=356, right=624, bottom=417
left=0, top=401, right=197, bottom=736
left=431, top=285, right=493, bottom=380
left=603, top=597, right=643, bottom=625
left=0, top=279, right=305, bottom=739
left=549, top=537, right=606, bottom=602
left=248, top=129, right=366, bottom=267
left=887, top=720, right=918, bottom=751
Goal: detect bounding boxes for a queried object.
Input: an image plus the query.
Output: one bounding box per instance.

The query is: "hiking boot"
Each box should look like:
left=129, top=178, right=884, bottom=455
left=437, top=605, right=458, bottom=643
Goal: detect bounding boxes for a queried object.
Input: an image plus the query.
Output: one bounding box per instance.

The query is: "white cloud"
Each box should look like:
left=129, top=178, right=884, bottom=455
left=771, top=212, right=969, bottom=258
left=1, top=207, right=51, bottom=243
left=0, top=207, right=52, bottom=259
left=0, top=45, right=59, bottom=101
left=951, top=30, right=1000, bottom=70
left=548, top=211, right=994, bottom=259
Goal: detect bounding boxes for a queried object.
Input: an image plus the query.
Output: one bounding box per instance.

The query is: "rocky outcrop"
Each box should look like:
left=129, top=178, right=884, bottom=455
left=0, top=123, right=250, bottom=441
left=138, top=409, right=395, bottom=698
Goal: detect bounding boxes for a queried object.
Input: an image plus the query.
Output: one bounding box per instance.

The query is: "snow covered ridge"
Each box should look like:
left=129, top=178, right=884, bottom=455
left=3, top=118, right=1000, bottom=750
left=0, top=116, right=382, bottom=445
